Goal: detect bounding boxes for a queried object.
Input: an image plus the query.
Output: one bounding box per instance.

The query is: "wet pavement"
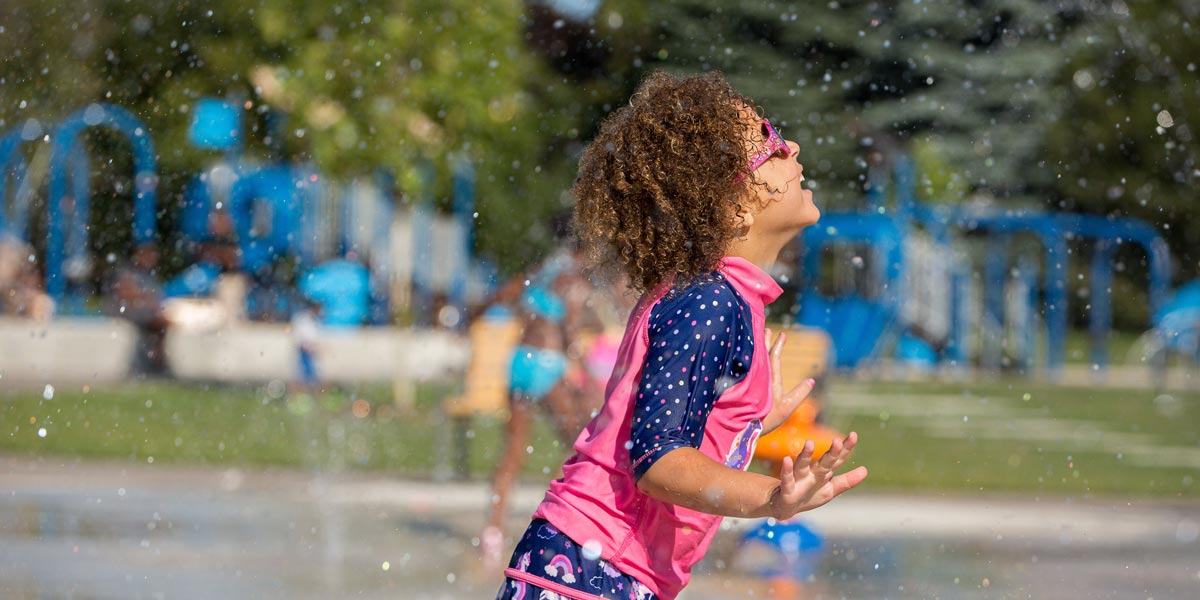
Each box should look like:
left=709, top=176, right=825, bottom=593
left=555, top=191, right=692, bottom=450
left=2, top=456, right=1198, bottom=599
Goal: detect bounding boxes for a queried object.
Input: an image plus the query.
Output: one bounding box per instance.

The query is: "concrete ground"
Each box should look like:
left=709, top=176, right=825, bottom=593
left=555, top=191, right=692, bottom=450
left=2, top=456, right=1197, bottom=599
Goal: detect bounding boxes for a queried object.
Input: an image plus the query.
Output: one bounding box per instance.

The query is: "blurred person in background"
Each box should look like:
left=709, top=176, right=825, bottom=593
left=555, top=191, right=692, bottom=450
left=106, top=243, right=169, bottom=375
left=290, top=297, right=323, bottom=394
left=477, top=214, right=631, bottom=566
left=0, top=233, right=54, bottom=320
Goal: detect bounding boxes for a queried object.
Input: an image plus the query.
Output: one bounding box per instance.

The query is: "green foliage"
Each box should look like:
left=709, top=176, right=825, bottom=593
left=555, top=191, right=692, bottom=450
left=1042, top=0, right=1200, bottom=281
left=639, top=0, right=1084, bottom=209
left=0, top=0, right=597, bottom=275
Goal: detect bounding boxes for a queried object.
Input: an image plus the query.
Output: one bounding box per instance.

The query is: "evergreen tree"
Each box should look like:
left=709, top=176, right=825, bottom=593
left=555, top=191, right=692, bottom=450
left=641, top=0, right=1087, bottom=207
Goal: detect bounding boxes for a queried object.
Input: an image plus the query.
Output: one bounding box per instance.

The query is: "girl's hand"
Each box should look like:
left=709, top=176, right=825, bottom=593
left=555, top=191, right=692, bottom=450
left=769, top=432, right=868, bottom=520
left=763, top=328, right=816, bottom=433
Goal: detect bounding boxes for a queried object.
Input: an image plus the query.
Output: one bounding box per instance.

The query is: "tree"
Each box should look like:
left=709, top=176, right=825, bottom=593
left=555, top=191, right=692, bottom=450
left=1042, top=0, right=1199, bottom=284
left=0, top=0, right=595, bottom=276
left=637, top=0, right=1087, bottom=208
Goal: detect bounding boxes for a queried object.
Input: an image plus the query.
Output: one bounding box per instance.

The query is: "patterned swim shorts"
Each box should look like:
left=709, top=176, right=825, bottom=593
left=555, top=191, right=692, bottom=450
left=495, top=519, right=658, bottom=600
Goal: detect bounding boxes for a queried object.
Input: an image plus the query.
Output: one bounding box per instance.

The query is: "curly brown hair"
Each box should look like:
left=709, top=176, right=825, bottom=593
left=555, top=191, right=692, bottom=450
left=573, top=71, right=766, bottom=295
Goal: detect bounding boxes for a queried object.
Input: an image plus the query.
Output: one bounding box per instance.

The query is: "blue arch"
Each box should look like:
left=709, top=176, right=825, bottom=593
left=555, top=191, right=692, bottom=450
left=1051, top=214, right=1171, bottom=368
left=46, top=103, right=158, bottom=298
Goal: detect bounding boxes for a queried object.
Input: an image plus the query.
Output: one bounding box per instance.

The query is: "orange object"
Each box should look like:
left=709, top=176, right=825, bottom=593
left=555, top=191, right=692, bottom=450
left=755, top=407, right=842, bottom=463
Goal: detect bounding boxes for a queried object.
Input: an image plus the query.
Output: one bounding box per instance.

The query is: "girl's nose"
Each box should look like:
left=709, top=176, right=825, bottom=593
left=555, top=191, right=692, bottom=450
left=786, top=140, right=800, bottom=156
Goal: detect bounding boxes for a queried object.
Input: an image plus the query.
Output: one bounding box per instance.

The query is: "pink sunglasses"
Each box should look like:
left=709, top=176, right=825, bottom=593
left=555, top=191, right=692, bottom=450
left=735, top=118, right=792, bottom=184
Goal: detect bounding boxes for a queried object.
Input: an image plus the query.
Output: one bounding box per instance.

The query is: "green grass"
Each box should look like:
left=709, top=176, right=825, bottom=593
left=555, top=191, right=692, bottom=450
left=2, top=378, right=1197, bottom=498
left=820, top=380, right=1200, bottom=498
left=1062, top=328, right=1144, bottom=365
left=0, top=381, right=565, bottom=480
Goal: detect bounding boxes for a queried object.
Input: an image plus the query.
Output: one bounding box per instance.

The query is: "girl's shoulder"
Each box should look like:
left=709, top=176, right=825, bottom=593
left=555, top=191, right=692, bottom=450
left=649, top=271, right=750, bottom=330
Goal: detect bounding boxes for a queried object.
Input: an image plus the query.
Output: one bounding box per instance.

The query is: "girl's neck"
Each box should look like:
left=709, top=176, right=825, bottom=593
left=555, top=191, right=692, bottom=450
left=725, top=229, right=792, bottom=272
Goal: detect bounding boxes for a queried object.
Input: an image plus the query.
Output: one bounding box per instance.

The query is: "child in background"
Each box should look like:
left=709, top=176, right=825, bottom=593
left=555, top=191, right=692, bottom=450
left=480, top=242, right=608, bottom=564
left=494, top=71, right=868, bottom=600
left=291, top=299, right=322, bottom=393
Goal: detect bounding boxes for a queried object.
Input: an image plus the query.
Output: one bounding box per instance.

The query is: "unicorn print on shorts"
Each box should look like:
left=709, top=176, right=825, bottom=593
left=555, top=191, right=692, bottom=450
left=630, top=581, right=654, bottom=600
left=504, top=552, right=532, bottom=600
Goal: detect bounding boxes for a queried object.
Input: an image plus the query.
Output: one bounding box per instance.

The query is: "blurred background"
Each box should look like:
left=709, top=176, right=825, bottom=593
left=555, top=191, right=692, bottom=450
left=0, top=0, right=1197, bottom=598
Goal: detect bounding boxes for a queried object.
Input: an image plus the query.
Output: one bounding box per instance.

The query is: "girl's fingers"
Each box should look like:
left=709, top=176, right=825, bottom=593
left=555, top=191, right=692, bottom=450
left=811, top=438, right=841, bottom=475
left=829, top=466, right=869, bottom=496
left=779, top=455, right=796, bottom=491
left=791, top=440, right=815, bottom=478
left=770, top=330, right=787, bottom=356
left=826, top=432, right=857, bottom=470
left=842, top=431, right=858, bottom=451
left=785, top=377, right=816, bottom=403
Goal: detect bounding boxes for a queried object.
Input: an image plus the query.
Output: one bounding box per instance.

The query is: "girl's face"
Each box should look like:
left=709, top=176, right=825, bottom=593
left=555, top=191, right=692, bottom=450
left=741, top=112, right=820, bottom=235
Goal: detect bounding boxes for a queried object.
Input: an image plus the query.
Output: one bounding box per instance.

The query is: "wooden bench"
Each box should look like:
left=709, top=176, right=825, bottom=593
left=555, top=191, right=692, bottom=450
left=443, top=316, right=524, bottom=419
left=442, top=316, right=523, bottom=477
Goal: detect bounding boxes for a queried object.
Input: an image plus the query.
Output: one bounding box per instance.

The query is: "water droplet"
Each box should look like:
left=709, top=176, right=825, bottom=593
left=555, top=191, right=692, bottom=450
left=37, top=427, right=47, bottom=438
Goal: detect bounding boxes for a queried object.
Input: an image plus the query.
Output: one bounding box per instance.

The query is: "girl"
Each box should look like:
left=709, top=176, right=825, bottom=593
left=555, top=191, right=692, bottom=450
left=495, top=71, right=868, bottom=600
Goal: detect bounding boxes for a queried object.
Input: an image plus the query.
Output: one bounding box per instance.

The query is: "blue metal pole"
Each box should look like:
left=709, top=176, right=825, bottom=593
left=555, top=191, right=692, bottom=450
left=982, top=235, right=1008, bottom=370
left=1043, top=235, right=1069, bottom=374
left=1089, top=241, right=1115, bottom=369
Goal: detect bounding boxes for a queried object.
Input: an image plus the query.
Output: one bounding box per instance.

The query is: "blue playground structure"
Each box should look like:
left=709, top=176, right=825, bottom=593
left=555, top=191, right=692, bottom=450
left=1, top=104, right=157, bottom=313
left=792, top=154, right=1193, bottom=375
left=172, top=99, right=398, bottom=325
left=1, top=98, right=490, bottom=328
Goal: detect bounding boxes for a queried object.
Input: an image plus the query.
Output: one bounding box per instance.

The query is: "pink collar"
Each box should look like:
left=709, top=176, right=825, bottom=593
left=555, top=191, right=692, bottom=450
left=719, top=256, right=784, bottom=306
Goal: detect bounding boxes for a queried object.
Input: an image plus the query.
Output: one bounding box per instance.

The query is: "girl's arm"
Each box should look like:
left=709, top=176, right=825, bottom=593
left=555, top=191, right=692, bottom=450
left=630, top=280, right=865, bottom=520
left=636, top=432, right=867, bottom=520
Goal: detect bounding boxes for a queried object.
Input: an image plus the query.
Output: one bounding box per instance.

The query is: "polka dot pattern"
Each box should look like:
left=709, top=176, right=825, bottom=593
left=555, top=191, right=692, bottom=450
left=630, top=274, right=753, bottom=480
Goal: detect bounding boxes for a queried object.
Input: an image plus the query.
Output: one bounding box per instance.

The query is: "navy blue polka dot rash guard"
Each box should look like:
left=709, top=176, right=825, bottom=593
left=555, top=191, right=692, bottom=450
left=629, top=273, right=755, bottom=480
